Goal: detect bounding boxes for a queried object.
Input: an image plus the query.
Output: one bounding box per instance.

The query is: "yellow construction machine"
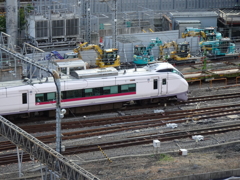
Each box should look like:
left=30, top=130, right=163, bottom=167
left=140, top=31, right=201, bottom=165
left=181, top=30, right=206, bottom=39
left=73, top=42, right=120, bottom=68
left=181, top=27, right=222, bottom=42
left=159, top=41, right=199, bottom=64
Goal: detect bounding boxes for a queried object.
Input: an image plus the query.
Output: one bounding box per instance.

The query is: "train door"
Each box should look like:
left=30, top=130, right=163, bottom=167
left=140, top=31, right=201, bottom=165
left=19, top=91, right=29, bottom=112
left=161, top=76, right=168, bottom=95
left=151, top=77, right=160, bottom=96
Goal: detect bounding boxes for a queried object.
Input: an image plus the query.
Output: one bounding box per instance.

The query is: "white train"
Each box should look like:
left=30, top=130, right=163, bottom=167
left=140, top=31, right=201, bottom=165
left=0, top=62, right=188, bottom=118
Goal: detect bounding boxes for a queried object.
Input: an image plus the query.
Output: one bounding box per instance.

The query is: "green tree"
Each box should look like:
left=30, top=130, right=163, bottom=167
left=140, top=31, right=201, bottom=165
left=0, top=13, right=6, bottom=32
left=19, top=4, right=33, bottom=32
left=0, top=4, right=33, bottom=33
left=19, top=8, right=26, bottom=32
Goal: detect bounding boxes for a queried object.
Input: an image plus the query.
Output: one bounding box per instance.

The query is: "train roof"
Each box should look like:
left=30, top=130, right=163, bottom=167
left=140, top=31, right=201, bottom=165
left=0, top=62, right=177, bottom=89
left=71, top=62, right=176, bottom=79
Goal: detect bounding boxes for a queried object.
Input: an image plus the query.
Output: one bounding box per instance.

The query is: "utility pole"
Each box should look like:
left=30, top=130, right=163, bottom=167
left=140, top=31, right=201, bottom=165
left=51, top=70, right=64, bottom=154
left=100, top=0, right=117, bottom=48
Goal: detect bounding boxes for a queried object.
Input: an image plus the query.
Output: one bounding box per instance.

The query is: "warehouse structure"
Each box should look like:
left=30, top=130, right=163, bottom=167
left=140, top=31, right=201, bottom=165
left=162, top=11, right=218, bottom=38
left=218, top=5, right=240, bottom=41
left=6, top=0, right=238, bottom=48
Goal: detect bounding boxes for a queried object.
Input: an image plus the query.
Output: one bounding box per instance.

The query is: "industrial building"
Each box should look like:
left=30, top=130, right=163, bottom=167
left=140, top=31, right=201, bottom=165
left=1, top=0, right=240, bottom=76
left=1, top=1, right=240, bottom=180
left=218, top=5, right=240, bottom=41
left=162, top=11, right=218, bottom=38
left=3, top=0, right=240, bottom=49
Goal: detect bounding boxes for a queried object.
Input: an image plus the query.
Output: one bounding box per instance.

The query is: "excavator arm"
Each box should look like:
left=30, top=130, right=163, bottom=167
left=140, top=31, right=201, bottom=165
left=159, top=41, right=177, bottom=59
left=73, top=42, right=88, bottom=59
left=73, top=42, right=104, bottom=60
left=200, top=31, right=207, bottom=41
left=146, top=37, right=162, bottom=52
left=73, top=42, right=120, bottom=68
left=181, top=31, right=201, bottom=38
left=133, top=37, right=162, bottom=65
left=159, top=41, right=191, bottom=62
left=182, top=31, right=210, bottom=44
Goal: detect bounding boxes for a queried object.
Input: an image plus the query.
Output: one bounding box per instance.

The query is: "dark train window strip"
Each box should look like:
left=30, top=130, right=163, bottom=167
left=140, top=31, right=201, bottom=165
left=35, top=83, right=136, bottom=103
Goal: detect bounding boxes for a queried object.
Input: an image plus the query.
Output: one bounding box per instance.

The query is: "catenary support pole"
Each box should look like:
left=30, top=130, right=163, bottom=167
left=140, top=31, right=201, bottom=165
left=51, top=70, right=62, bottom=154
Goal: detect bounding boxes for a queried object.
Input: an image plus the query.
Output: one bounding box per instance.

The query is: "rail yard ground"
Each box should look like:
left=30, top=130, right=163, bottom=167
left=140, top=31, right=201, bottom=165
left=2, top=66, right=240, bottom=179
left=80, top=144, right=240, bottom=180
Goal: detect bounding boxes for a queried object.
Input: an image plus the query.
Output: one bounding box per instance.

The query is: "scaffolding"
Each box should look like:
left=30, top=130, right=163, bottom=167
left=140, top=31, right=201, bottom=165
left=6, top=0, right=239, bottom=48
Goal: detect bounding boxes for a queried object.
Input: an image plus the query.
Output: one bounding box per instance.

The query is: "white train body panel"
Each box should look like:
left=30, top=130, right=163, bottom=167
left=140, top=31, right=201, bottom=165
left=0, top=63, right=188, bottom=116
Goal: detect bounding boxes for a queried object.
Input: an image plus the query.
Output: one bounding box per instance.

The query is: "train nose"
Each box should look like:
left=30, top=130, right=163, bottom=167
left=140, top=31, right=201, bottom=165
left=177, top=92, right=188, bottom=102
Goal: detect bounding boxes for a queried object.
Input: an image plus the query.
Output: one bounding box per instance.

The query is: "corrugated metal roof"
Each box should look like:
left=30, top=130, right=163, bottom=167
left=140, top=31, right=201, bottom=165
left=175, top=20, right=201, bottom=24
left=220, top=8, right=240, bottom=14
left=170, top=11, right=218, bottom=17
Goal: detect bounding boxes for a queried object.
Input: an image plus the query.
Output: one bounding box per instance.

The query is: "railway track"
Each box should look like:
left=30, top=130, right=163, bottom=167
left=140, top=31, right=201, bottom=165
left=1, top=92, right=240, bottom=165
left=186, top=92, right=240, bottom=103
left=14, top=104, right=240, bottom=134
left=1, top=103, right=240, bottom=152
left=1, top=123, right=240, bottom=165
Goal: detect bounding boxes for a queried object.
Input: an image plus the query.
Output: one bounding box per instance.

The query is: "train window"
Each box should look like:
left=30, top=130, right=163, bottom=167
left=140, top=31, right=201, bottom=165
left=162, top=79, right=167, bottom=85
left=128, top=84, right=136, bottom=92
left=103, top=86, right=118, bottom=95
left=103, top=87, right=111, bottom=94
left=153, top=79, right=158, bottom=89
left=157, top=69, right=172, bottom=72
left=121, top=85, right=129, bottom=93
left=157, top=68, right=184, bottom=78
left=84, top=88, right=100, bottom=97
left=172, top=69, right=184, bottom=78
left=120, top=84, right=136, bottom=93
left=22, top=93, right=27, bottom=104
left=36, top=93, right=44, bottom=102
left=85, top=89, right=92, bottom=97
left=64, top=90, right=82, bottom=99
left=47, top=92, right=56, bottom=101
left=93, top=88, right=101, bottom=96
left=110, top=86, right=118, bottom=94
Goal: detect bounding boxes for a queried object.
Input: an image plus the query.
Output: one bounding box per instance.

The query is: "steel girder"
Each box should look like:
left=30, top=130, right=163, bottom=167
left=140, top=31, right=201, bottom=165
left=0, top=116, right=100, bottom=180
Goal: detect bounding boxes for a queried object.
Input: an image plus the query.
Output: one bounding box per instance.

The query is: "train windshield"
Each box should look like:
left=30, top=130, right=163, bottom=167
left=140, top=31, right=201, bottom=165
left=172, top=69, right=184, bottom=78
left=157, top=68, right=184, bottom=78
